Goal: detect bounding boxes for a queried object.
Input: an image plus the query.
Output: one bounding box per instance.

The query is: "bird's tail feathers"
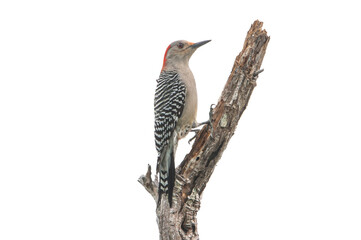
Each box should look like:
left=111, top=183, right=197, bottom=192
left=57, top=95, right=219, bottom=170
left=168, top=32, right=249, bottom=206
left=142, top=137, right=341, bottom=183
left=158, top=146, right=175, bottom=207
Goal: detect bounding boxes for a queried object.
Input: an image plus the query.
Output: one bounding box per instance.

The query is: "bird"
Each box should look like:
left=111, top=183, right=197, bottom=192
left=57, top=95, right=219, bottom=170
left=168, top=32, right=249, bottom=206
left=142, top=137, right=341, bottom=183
left=154, top=39, right=211, bottom=207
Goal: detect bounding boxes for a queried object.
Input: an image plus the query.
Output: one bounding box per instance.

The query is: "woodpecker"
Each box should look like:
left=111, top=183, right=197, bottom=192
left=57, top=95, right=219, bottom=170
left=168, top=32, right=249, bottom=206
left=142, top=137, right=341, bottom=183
left=154, top=39, right=211, bottom=207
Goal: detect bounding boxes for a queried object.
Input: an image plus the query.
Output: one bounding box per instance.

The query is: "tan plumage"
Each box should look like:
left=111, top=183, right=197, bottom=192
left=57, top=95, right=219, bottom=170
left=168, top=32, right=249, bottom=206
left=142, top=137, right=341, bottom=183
left=154, top=40, right=211, bottom=206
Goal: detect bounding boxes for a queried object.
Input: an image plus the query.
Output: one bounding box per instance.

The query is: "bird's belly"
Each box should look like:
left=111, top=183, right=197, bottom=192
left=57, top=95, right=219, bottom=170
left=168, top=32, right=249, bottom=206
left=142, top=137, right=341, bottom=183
left=176, top=93, right=197, bottom=139
left=177, top=124, right=192, bottom=139
left=175, top=69, right=197, bottom=140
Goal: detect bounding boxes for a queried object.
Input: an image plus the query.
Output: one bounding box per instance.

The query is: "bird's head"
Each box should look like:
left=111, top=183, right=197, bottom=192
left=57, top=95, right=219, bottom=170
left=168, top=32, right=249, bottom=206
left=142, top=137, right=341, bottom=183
left=161, top=40, right=211, bottom=71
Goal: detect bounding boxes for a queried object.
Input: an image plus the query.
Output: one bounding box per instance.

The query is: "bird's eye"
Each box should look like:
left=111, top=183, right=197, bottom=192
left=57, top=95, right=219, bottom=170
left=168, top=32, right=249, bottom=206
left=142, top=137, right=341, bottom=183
left=177, top=43, right=184, bottom=49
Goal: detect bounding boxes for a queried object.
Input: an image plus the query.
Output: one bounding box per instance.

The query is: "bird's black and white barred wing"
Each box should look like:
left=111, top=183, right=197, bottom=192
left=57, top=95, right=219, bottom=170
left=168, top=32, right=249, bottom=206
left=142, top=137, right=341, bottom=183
left=154, top=71, right=186, bottom=169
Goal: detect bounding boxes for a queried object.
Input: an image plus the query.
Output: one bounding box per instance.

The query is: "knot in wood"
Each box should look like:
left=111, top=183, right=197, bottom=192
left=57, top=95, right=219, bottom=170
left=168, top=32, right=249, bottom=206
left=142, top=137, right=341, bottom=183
left=220, top=113, right=228, bottom=128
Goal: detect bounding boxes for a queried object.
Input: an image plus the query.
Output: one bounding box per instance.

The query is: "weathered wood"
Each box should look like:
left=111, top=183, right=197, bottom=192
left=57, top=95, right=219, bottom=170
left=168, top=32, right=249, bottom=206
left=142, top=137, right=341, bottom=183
left=138, top=20, right=270, bottom=240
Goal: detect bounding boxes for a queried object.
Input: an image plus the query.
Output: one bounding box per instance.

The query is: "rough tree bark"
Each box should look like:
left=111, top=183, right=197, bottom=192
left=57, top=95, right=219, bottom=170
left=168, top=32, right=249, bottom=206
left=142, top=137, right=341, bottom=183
left=139, top=20, right=270, bottom=240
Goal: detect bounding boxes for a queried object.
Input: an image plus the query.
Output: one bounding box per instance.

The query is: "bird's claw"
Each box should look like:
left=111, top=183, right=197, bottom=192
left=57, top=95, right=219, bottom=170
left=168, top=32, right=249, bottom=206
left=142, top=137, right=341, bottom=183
left=188, top=104, right=215, bottom=144
left=188, top=129, right=200, bottom=144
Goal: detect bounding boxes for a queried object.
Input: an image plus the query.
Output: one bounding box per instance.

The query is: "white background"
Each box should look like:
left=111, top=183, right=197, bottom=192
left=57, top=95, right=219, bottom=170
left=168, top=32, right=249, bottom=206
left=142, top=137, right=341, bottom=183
left=1, top=0, right=360, bottom=239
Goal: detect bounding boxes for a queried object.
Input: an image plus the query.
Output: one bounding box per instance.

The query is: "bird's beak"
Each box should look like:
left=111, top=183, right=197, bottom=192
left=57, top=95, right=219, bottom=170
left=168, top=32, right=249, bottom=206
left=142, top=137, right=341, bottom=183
left=190, top=40, right=211, bottom=49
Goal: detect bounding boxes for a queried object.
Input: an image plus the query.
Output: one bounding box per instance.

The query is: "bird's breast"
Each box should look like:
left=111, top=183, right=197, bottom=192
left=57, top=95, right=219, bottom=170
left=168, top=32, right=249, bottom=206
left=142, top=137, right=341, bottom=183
left=176, top=69, right=197, bottom=139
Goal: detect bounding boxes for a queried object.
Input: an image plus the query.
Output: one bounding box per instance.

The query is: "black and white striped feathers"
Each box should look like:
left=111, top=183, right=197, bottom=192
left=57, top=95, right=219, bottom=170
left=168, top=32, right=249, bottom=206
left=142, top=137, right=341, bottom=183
left=154, top=70, right=186, bottom=206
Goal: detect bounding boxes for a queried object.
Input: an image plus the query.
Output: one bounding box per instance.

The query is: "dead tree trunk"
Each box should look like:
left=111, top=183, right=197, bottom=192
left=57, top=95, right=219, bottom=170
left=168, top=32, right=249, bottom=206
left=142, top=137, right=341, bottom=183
left=139, top=20, right=270, bottom=240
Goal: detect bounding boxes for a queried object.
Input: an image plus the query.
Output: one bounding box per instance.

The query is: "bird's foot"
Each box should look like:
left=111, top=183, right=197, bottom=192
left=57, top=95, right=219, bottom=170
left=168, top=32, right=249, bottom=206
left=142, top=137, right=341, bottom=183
left=188, top=129, right=200, bottom=144
left=188, top=104, right=215, bottom=144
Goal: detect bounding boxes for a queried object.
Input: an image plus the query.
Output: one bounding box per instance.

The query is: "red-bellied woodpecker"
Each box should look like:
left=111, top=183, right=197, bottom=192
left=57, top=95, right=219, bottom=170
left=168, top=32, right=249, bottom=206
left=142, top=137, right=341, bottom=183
left=154, top=40, right=211, bottom=206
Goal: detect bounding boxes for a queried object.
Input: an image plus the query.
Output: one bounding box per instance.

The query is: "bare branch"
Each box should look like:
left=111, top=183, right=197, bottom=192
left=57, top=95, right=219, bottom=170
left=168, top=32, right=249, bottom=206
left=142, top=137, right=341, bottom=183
left=138, top=164, right=158, bottom=202
left=178, top=20, right=270, bottom=203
